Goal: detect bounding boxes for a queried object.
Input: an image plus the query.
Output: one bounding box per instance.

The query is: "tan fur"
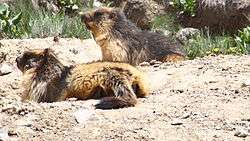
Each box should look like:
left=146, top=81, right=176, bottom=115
left=16, top=48, right=149, bottom=109
left=160, top=54, right=186, bottom=62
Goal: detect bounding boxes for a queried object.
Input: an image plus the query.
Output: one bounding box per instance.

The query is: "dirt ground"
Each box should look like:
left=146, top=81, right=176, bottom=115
left=0, top=38, right=249, bottom=141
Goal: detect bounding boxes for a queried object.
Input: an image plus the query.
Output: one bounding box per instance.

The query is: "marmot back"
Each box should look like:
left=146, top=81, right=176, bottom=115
left=81, top=7, right=186, bottom=65
left=16, top=48, right=149, bottom=109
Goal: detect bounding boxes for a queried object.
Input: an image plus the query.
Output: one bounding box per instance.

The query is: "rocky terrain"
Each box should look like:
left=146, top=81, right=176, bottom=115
left=0, top=38, right=250, bottom=141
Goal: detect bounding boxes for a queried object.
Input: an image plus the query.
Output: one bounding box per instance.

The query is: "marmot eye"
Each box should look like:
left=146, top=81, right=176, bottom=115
left=94, top=11, right=102, bottom=17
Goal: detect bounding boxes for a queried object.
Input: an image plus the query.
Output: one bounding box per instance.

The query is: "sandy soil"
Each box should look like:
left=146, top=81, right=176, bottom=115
left=0, top=38, right=249, bottom=141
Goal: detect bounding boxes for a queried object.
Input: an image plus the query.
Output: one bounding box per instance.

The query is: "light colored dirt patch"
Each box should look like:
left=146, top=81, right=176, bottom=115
left=0, top=38, right=250, bottom=141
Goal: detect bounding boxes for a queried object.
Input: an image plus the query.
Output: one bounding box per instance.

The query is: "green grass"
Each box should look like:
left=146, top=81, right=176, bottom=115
left=7, top=0, right=90, bottom=39
left=151, top=13, right=180, bottom=33
left=170, top=0, right=197, bottom=17
left=185, top=31, right=247, bottom=59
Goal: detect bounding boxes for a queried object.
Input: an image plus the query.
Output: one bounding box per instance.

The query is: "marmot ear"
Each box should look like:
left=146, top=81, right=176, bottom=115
left=43, top=48, right=51, bottom=56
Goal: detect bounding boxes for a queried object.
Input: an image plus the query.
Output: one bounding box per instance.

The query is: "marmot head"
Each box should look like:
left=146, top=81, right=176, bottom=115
left=16, top=48, right=54, bottom=73
left=80, top=7, right=121, bottom=34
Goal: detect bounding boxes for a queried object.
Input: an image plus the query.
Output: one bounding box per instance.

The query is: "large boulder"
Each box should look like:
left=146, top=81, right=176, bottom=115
left=173, top=0, right=250, bottom=34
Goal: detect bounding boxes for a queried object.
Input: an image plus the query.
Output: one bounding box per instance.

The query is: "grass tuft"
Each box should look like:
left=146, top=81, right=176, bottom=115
left=185, top=31, right=247, bottom=59
left=7, top=0, right=90, bottom=39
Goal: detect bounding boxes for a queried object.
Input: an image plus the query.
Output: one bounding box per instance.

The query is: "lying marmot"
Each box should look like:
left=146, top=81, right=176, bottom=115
left=16, top=48, right=149, bottom=109
left=81, top=7, right=186, bottom=65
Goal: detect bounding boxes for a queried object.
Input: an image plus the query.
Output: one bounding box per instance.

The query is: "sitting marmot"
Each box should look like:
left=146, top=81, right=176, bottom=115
left=16, top=48, right=149, bottom=109
left=81, top=7, right=186, bottom=65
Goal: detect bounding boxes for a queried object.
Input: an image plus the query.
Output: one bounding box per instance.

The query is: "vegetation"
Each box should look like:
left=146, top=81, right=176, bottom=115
left=151, top=13, right=180, bottom=33
left=235, top=27, right=250, bottom=53
left=170, top=0, right=197, bottom=17
left=57, top=0, right=81, bottom=11
left=0, top=0, right=91, bottom=39
left=185, top=31, right=247, bottom=59
left=0, top=3, right=23, bottom=38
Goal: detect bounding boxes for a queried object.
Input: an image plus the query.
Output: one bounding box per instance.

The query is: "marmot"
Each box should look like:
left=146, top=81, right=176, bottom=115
left=16, top=48, right=149, bottom=109
left=80, top=7, right=186, bottom=65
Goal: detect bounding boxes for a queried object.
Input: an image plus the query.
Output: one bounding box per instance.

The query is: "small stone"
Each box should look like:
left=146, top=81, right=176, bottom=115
left=69, top=48, right=79, bottom=55
left=159, top=65, right=168, bottom=69
left=139, top=62, right=150, bottom=66
left=7, top=128, right=18, bottom=137
left=149, top=60, right=162, bottom=65
left=67, top=97, right=78, bottom=101
left=0, top=128, right=8, bottom=140
left=15, top=119, right=32, bottom=127
left=10, top=82, right=19, bottom=89
left=241, top=118, right=250, bottom=122
left=234, top=130, right=248, bottom=138
left=215, top=126, right=222, bottom=130
left=93, top=0, right=103, bottom=7
left=73, top=108, right=94, bottom=124
left=163, top=30, right=173, bottom=37
left=176, top=28, right=200, bottom=42
left=198, top=66, right=203, bottom=69
left=209, top=80, right=217, bottom=83
left=1, top=105, right=17, bottom=113
left=0, top=63, right=13, bottom=76
left=242, top=79, right=250, bottom=87
left=177, top=89, right=184, bottom=93
left=181, top=112, right=190, bottom=119
left=153, top=64, right=161, bottom=68
left=213, top=134, right=220, bottom=138
left=171, top=119, right=183, bottom=125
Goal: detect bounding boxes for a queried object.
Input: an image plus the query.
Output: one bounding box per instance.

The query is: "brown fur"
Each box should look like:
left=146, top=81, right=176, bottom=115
left=16, top=48, right=149, bottom=109
left=81, top=7, right=186, bottom=65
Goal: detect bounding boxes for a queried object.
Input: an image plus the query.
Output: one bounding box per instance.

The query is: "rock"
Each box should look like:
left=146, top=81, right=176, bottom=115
left=242, top=79, right=250, bottom=87
left=171, top=119, right=183, bottom=125
left=181, top=112, right=190, bottom=119
left=0, top=128, right=8, bottom=141
left=73, top=108, right=94, bottom=124
left=213, top=134, right=220, bottom=138
left=139, top=62, right=150, bottom=66
left=234, top=130, right=248, bottom=138
left=1, top=105, right=17, bottom=114
left=163, top=30, right=173, bottom=37
left=241, top=118, right=250, bottom=122
left=7, top=128, right=18, bottom=137
left=153, top=64, right=161, bottom=68
left=176, top=28, right=200, bottom=42
left=15, top=119, right=32, bottom=127
left=175, top=0, right=250, bottom=34
left=93, top=0, right=103, bottom=7
left=67, top=97, right=78, bottom=101
left=149, top=60, right=162, bottom=65
left=0, top=63, right=13, bottom=76
left=69, top=48, right=79, bottom=55
left=10, top=82, right=19, bottom=90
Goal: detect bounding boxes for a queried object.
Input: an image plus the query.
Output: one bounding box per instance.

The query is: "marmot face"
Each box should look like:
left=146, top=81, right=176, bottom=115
left=16, top=48, right=52, bottom=73
left=80, top=7, right=119, bottom=34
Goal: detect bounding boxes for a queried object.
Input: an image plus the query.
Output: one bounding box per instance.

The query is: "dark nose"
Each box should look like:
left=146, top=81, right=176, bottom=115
left=16, top=56, right=20, bottom=63
left=80, top=12, right=92, bottom=23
